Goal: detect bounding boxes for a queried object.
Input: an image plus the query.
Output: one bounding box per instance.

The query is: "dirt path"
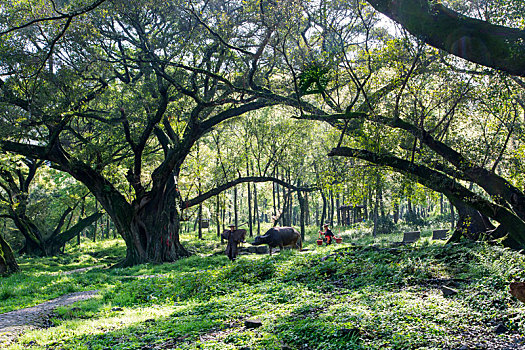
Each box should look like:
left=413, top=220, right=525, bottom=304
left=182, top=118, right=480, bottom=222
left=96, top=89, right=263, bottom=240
left=50, top=265, right=105, bottom=276
left=0, top=290, right=99, bottom=335
left=0, top=266, right=104, bottom=347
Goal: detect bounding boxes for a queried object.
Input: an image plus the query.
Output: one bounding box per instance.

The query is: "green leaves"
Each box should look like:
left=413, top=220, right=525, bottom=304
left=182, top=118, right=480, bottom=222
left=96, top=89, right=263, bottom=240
left=299, top=62, right=331, bottom=94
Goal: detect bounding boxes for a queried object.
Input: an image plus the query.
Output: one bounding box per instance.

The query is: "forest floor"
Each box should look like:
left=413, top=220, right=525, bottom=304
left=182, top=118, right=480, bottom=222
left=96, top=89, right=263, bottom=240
left=1, top=225, right=525, bottom=349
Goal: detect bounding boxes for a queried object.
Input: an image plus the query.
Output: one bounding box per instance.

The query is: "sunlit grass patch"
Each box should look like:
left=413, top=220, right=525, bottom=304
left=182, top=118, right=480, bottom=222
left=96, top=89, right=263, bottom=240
left=11, top=304, right=177, bottom=350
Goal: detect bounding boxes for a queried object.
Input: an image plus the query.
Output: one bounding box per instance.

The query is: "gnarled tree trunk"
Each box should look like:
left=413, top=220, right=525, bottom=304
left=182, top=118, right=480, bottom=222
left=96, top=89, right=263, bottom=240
left=91, top=174, right=189, bottom=267
left=446, top=198, right=495, bottom=243
left=0, top=233, right=19, bottom=276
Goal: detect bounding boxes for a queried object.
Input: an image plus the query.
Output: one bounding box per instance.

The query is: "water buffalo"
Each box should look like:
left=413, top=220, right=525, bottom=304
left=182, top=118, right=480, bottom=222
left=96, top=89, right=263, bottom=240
left=252, top=226, right=302, bottom=255
left=221, top=229, right=246, bottom=261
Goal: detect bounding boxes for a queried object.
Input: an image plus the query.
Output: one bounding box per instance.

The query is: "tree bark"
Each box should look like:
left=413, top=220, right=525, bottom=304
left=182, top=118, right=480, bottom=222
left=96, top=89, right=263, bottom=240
left=365, top=0, right=525, bottom=77
left=373, top=172, right=380, bottom=237
left=253, top=182, right=260, bottom=237
left=336, top=193, right=341, bottom=226
left=320, top=190, right=327, bottom=229
left=234, top=186, right=238, bottom=227
left=329, top=190, right=335, bottom=227
left=298, top=190, right=306, bottom=241
left=447, top=197, right=495, bottom=243
left=198, top=203, right=203, bottom=240
left=0, top=233, right=19, bottom=276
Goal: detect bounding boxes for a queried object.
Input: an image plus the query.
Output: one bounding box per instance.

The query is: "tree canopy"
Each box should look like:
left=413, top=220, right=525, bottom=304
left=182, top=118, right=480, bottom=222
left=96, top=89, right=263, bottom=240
left=1, top=0, right=525, bottom=269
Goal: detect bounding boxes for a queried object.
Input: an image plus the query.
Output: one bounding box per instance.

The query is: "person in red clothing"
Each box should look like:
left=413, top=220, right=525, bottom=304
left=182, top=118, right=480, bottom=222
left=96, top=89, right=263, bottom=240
left=318, top=224, right=335, bottom=245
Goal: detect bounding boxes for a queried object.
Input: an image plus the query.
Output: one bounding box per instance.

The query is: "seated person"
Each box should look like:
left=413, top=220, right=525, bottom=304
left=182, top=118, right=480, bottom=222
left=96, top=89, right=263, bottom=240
left=318, top=224, right=334, bottom=245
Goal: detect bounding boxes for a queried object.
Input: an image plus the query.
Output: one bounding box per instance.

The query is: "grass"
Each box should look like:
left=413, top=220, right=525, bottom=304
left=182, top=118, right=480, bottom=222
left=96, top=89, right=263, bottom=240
left=1, top=225, right=525, bottom=349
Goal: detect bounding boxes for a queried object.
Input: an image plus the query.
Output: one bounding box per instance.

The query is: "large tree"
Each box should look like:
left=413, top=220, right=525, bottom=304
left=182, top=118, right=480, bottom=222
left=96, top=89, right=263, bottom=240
left=0, top=0, right=313, bottom=266
left=305, top=0, right=525, bottom=246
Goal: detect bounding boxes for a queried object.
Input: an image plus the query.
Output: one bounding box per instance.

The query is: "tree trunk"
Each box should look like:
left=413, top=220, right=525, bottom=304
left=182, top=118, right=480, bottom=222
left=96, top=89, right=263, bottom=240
left=15, top=213, right=46, bottom=256
left=47, top=212, right=102, bottom=255
left=447, top=198, right=495, bottom=243
left=81, top=171, right=190, bottom=267
left=373, top=176, right=379, bottom=238
left=336, top=194, right=341, bottom=226
left=234, top=186, right=238, bottom=227
left=93, top=201, right=98, bottom=242
left=330, top=190, right=335, bottom=227
left=0, top=233, right=19, bottom=276
left=276, top=168, right=281, bottom=212
left=198, top=203, right=203, bottom=240
left=78, top=198, right=84, bottom=245
left=450, top=199, right=455, bottom=230
left=253, top=182, right=260, bottom=237
left=298, top=190, right=307, bottom=241
left=272, top=181, right=277, bottom=218
left=305, top=192, right=310, bottom=226
left=315, top=198, right=319, bottom=227
left=320, top=191, right=327, bottom=229
left=105, top=214, right=110, bottom=239
left=216, top=193, right=221, bottom=238
left=247, top=164, right=253, bottom=237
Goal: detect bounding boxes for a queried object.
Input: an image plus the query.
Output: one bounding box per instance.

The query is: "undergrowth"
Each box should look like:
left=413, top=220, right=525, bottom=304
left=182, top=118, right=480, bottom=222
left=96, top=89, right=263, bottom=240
left=1, top=227, right=525, bottom=349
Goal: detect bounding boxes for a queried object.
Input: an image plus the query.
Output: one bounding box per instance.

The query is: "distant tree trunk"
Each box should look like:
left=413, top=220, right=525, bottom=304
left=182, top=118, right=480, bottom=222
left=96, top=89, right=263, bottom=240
left=329, top=190, right=335, bottom=227
left=78, top=198, right=85, bottom=245
left=363, top=192, right=369, bottom=220
left=372, top=191, right=378, bottom=237
left=305, top=192, right=310, bottom=226
left=272, top=181, right=277, bottom=218
left=315, top=198, right=319, bottom=227
left=336, top=194, right=341, bottom=226
left=298, top=189, right=307, bottom=241
left=234, top=186, right=238, bottom=227
left=198, top=203, right=203, bottom=240
left=253, top=183, right=260, bottom=236
left=320, top=191, right=327, bottom=229
left=379, top=182, right=385, bottom=219
left=216, top=194, right=221, bottom=239
left=276, top=168, right=281, bottom=211
left=247, top=164, right=253, bottom=237
left=222, top=198, right=226, bottom=229
left=368, top=184, right=374, bottom=220
left=93, top=201, right=98, bottom=242
left=393, top=202, right=399, bottom=224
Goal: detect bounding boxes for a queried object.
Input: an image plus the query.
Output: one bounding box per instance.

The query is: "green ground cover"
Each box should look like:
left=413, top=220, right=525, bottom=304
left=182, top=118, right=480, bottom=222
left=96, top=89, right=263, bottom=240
left=2, top=226, right=525, bottom=349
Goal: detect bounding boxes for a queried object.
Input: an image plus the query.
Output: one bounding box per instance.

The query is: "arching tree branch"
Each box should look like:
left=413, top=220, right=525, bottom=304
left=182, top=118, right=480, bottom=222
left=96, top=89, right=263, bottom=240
left=329, top=146, right=525, bottom=248
left=184, top=176, right=317, bottom=208
left=365, top=0, right=525, bottom=77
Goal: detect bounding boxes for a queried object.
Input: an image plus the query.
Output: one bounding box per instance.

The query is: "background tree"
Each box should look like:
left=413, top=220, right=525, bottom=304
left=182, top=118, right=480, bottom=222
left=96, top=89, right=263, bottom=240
left=0, top=156, right=102, bottom=256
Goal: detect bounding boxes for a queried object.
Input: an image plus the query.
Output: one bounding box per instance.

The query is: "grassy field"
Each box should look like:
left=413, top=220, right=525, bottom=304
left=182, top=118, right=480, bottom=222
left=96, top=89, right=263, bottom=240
left=1, top=225, right=525, bottom=349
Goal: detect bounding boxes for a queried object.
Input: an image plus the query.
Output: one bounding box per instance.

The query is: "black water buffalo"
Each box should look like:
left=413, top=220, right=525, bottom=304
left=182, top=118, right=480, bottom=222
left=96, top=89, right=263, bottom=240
left=252, top=226, right=302, bottom=255
left=221, top=229, right=247, bottom=261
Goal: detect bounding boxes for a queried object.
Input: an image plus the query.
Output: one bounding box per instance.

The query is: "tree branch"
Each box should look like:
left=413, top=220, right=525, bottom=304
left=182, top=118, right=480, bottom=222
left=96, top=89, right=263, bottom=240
left=184, top=176, right=317, bottom=208
left=329, top=146, right=525, bottom=247
left=365, top=0, right=525, bottom=77
left=0, top=0, right=108, bottom=36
